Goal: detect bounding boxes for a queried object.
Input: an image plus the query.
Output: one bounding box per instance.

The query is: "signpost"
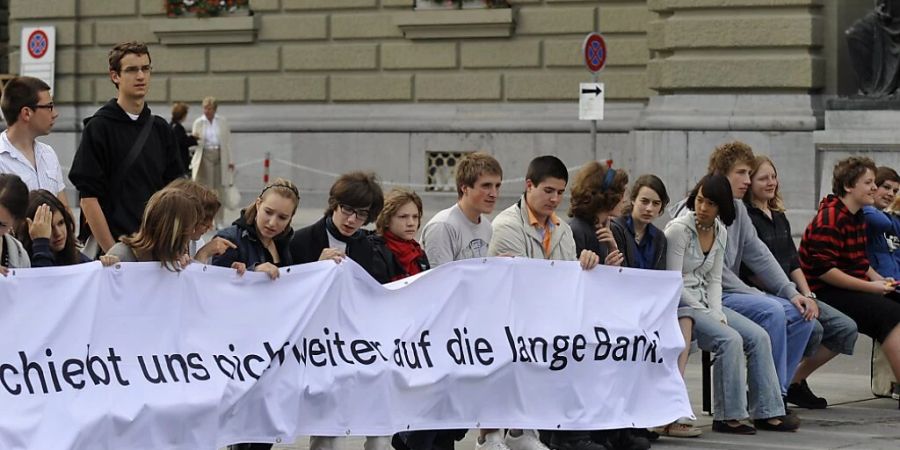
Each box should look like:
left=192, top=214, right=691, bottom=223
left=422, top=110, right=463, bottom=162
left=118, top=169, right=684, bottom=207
left=579, top=83, right=604, bottom=121
left=20, top=26, right=56, bottom=93
left=581, top=32, right=606, bottom=161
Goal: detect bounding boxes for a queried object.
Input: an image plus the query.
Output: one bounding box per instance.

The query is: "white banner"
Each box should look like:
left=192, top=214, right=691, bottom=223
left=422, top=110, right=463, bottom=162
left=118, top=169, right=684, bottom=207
left=0, top=258, right=690, bottom=449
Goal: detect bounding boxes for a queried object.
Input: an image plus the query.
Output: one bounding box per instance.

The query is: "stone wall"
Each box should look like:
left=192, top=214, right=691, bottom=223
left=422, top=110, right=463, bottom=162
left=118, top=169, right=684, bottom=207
left=7, top=0, right=879, bottom=233
left=8, top=0, right=653, bottom=105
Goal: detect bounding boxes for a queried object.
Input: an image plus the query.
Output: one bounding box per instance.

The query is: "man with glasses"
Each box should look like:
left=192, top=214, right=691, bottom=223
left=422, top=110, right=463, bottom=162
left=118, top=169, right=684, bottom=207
left=291, top=170, right=387, bottom=281
left=0, top=76, right=68, bottom=210
left=69, top=41, right=183, bottom=258
left=289, top=171, right=391, bottom=450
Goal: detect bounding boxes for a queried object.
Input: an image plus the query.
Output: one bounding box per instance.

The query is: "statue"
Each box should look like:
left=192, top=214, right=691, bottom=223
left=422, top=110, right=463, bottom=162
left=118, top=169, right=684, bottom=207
left=846, top=0, right=900, bottom=97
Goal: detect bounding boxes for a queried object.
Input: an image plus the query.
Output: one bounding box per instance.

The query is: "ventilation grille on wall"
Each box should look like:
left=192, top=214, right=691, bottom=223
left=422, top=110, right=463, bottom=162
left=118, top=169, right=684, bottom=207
left=426, top=151, right=472, bottom=192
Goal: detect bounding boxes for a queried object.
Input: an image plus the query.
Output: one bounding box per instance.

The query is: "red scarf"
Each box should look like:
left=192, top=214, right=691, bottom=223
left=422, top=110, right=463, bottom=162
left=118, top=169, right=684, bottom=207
left=384, top=230, right=426, bottom=280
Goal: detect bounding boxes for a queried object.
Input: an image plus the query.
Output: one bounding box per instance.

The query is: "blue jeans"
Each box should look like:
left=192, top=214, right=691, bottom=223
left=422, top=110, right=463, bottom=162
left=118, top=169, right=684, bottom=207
left=803, top=299, right=859, bottom=357
left=692, top=307, right=785, bottom=421
left=722, top=292, right=815, bottom=395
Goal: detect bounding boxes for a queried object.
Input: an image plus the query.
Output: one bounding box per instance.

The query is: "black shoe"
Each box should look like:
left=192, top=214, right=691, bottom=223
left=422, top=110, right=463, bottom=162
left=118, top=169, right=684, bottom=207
left=606, top=429, right=650, bottom=450
left=711, top=420, right=756, bottom=435
left=780, top=409, right=801, bottom=428
left=391, top=434, right=410, bottom=450
left=754, top=417, right=799, bottom=432
left=550, top=435, right=609, bottom=450
left=630, top=429, right=659, bottom=442
left=786, top=379, right=828, bottom=409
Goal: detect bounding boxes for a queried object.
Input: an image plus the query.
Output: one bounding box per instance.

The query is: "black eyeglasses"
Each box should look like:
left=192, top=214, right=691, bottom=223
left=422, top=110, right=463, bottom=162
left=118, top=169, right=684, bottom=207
left=121, top=65, right=152, bottom=75
left=29, top=103, right=54, bottom=112
left=339, top=204, right=369, bottom=221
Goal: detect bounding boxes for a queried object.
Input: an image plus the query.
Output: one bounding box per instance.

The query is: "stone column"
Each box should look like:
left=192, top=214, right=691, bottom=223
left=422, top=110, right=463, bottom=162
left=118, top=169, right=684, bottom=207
left=631, top=0, right=826, bottom=224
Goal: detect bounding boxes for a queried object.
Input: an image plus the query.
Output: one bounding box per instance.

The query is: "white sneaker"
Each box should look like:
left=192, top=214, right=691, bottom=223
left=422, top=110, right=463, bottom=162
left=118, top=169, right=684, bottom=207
left=476, top=431, right=511, bottom=450
left=505, top=430, right=549, bottom=450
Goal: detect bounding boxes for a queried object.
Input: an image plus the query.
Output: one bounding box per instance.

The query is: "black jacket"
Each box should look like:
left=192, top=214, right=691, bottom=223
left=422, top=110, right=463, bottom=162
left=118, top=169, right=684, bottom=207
left=569, top=216, right=612, bottom=261
left=28, top=238, right=91, bottom=267
left=69, top=99, right=183, bottom=240
left=368, top=234, right=430, bottom=283
left=171, top=120, right=196, bottom=176
left=212, top=215, right=293, bottom=270
left=290, top=216, right=384, bottom=282
left=610, top=216, right=667, bottom=270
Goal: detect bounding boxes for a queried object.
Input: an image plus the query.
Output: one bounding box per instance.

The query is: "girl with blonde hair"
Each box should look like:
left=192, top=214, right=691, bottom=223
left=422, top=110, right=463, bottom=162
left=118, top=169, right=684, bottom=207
left=106, top=188, right=201, bottom=271
left=212, top=178, right=299, bottom=281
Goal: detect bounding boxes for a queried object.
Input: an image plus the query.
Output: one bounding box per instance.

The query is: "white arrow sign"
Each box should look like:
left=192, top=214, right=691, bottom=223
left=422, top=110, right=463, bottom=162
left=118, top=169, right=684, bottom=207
left=579, top=82, right=604, bottom=121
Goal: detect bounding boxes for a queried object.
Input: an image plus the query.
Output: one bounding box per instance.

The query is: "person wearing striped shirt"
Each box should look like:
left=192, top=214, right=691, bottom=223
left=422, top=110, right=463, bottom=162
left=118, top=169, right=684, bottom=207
left=799, top=156, right=900, bottom=399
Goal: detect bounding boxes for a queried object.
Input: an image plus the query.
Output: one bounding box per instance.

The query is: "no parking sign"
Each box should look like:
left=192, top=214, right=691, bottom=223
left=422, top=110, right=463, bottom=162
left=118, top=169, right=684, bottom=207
left=583, top=32, right=606, bottom=73
left=20, top=26, right=56, bottom=93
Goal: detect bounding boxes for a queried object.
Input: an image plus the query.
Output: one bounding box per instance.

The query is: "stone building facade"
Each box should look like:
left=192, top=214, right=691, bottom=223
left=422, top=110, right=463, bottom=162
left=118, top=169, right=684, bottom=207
left=7, top=0, right=892, bottom=226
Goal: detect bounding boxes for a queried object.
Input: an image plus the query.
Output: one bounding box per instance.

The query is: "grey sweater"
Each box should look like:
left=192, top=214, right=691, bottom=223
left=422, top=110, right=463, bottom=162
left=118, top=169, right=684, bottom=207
left=664, top=212, right=728, bottom=323
left=2, top=234, right=31, bottom=268
left=671, top=198, right=800, bottom=299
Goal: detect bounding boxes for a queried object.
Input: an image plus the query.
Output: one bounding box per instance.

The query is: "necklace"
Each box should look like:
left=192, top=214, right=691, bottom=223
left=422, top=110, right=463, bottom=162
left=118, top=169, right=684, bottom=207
left=696, top=219, right=715, bottom=232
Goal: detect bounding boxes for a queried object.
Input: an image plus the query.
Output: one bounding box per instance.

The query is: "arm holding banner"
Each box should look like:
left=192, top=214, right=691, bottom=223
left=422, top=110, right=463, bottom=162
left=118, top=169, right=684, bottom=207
left=80, top=197, right=115, bottom=253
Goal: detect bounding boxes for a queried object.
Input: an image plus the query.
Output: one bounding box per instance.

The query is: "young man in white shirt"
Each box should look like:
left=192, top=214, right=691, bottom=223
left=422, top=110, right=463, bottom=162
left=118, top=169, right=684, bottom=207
left=0, top=76, right=67, bottom=209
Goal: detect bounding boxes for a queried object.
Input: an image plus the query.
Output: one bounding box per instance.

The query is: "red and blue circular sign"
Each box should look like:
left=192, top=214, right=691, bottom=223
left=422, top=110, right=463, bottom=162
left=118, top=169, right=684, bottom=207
left=583, top=32, right=607, bottom=73
left=27, top=30, right=49, bottom=59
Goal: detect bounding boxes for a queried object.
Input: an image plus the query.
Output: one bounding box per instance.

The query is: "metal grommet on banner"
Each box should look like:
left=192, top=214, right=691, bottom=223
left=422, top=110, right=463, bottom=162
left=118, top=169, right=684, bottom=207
left=550, top=261, right=555, bottom=266
left=556, top=424, right=561, bottom=429
left=275, top=437, right=282, bottom=444
left=202, top=266, right=208, bottom=272
left=286, top=267, right=291, bottom=273
left=618, top=267, right=623, bottom=273
left=114, top=264, right=122, bottom=270
left=482, top=258, right=487, bottom=263
left=476, top=422, right=481, bottom=428
left=346, top=429, right=352, bottom=436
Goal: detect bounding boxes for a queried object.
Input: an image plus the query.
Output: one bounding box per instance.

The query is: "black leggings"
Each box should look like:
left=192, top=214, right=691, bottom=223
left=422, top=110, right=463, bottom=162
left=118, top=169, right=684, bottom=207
left=815, top=286, right=900, bottom=343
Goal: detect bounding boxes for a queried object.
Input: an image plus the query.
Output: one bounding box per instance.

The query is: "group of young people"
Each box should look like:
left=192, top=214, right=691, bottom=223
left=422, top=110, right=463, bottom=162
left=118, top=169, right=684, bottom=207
left=1, top=39, right=899, bottom=450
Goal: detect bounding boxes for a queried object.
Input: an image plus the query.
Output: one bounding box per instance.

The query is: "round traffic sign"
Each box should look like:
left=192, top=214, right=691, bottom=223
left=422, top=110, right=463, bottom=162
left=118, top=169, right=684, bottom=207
left=583, top=32, right=607, bottom=73
left=27, top=30, right=49, bottom=59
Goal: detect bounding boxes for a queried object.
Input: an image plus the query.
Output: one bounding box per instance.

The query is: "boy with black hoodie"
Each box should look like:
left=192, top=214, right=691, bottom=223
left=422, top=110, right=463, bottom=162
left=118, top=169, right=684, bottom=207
left=69, top=41, right=183, bottom=257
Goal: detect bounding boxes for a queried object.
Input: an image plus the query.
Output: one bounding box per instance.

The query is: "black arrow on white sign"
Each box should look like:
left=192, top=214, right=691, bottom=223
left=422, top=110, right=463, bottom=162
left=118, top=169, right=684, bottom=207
left=581, top=85, right=603, bottom=96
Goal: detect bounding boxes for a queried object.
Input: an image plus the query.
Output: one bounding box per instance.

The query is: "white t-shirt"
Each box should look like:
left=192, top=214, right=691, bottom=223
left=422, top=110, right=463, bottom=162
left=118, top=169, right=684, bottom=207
left=420, top=203, right=492, bottom=266
left=326, top=229, right=348, bottom=252
left=0, top=130, right=66, bottom=194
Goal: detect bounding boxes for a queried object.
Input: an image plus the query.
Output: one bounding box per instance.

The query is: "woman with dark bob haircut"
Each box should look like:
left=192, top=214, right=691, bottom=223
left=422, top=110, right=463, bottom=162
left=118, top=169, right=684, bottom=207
left=667, top=174, right=790, bottom=435
left=18, top=189, right=91, bottom=266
